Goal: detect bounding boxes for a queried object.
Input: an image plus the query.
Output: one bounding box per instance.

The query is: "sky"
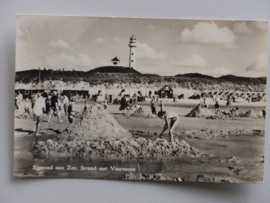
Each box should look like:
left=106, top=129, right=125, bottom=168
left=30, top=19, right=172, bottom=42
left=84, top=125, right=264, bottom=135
left=16, top=15, right=268, bottom=77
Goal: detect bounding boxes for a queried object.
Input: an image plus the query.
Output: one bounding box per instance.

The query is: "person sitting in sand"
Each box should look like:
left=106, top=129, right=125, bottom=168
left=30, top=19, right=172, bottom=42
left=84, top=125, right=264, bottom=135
left=157, top=110, right=179, bottom=142
left=31, top=92, right=48, bottom=140
left=230, top=106, right=239, bottom=117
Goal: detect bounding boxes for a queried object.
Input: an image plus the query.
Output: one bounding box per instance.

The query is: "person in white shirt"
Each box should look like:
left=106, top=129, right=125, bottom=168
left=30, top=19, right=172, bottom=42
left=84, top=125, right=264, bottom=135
left=31, top=92, right=48, bottom=139
left=61, top=95, right=69, bottom=116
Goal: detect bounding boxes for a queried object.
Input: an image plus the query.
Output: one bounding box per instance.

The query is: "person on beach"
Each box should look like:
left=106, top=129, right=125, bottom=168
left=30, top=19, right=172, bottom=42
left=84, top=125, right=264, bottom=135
left=214, top=101, right=220, bottom=114
left=159, top=100, right=164, bottom=112
left=104, top=97, right=108, bottom=109
left=31, top=92, right=48, bottom=140
left=62, top=101, right=79, bottom=132
left=150, top=96, right=157, bottom=115
left=132, top=94, right=137, bottom=105
left=157, top=110, right=179, bottom=142
left=14, top=94, right=20, bottom=114
left=57, top=94, right=62, bottom=111
left=61, top=94, right=69, bottom=117
left=67, top=102, right=75, bottom=124
left=24, top=98, right=31, bottom=116
left=47, top=91, right=63, bottom=123
left=261, top=109, right=266, bottom=118
left=44, top=95, right=51, bottom=115
left=31, top=94, right=36, bottom=109
left=230, top=106, right=239, bottom=117
left=202, top=98, right=208, bottom=108
left=226, top=96, right=232, bottom=106
left=82, top=100, right=89, bottom=114
left=119, top=95, right=127, bottom=111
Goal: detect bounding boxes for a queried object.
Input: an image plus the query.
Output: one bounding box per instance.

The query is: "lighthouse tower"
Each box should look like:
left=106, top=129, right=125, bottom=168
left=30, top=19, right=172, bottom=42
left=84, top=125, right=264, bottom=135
left=129, top=35, right=136, bottom=69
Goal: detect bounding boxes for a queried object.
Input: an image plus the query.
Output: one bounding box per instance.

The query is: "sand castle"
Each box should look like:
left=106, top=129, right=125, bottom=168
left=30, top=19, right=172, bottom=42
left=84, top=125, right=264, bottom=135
left=32, top=104, right=202, bottom=158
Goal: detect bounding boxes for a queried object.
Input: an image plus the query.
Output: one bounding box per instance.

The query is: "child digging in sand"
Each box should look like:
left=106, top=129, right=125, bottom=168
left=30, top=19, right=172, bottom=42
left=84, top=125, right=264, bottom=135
left=158, top=111, right=179, bottom=142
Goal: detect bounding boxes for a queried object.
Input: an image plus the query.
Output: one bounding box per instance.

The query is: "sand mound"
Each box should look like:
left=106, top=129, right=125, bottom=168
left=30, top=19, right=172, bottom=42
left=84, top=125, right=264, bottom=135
left=206, top=113, right=233, bottom=120
left=64, top=104, right=132, bottom=139
left=129, top=107, right=153, bottom=118
left=207, top=109, right=260, bottom=120
left=185, top=105, right=213, bottom=118
left=32, top=104, right=202, bottom=158
left=238, top=109, right=258, bottom=118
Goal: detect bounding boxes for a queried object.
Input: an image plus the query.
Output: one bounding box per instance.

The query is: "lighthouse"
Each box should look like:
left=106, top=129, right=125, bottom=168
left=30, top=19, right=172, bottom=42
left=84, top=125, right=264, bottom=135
left=129, top=35, right=136, bottom=69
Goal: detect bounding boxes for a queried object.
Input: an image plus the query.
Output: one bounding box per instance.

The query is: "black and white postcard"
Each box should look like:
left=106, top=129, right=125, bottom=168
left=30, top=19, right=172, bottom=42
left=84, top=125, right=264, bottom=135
left=14, top=15, right=267, bottom=183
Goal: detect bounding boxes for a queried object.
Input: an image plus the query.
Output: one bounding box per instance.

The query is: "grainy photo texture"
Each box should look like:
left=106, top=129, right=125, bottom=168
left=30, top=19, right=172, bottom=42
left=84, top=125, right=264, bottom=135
left=14, top=15, right=268, bottom=183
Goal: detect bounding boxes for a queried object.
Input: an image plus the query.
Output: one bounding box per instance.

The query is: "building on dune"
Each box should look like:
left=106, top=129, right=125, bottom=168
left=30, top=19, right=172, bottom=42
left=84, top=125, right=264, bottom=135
left=157, top=85, right=173, bottom=98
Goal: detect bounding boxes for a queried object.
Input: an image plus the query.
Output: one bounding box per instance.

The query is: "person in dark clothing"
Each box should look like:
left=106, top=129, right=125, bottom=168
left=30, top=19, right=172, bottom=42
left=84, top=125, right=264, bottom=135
left=214, top=101, right=220, bottom=114
left=119, top=95, right=127, bottom=111
left=48, top=91, right=62, bottom=123
left=67, top=102, right=75, bottom=124
left=62, top=101, right=79, bottom=132
left=45, top=97, right=51, bottom=114
left=261, top=109, right=266, bottom=118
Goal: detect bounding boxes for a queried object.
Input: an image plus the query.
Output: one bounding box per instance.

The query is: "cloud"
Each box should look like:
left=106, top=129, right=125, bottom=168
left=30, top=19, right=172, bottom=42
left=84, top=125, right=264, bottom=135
left=234, top=22, right=251, bottom=33
left=234, top=21, right=268, bottom=34
left=48, top=40, right=71, bottom=50
left=251, top=21, right=268, bottom=32
left=180, top=22, right=236, bottom=48
left=246, top=53, right=268, bottom=71
left=212, top=67, right=232, bottom=76
left=198, top=67, right=233, bottom=77
left=170, top=54, right=208, bottom=67
left=94, top=37, right=107, bottom=44
left=136, top=42, right=167, bottom=60
left=46, top=52, right=92, bottom=70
